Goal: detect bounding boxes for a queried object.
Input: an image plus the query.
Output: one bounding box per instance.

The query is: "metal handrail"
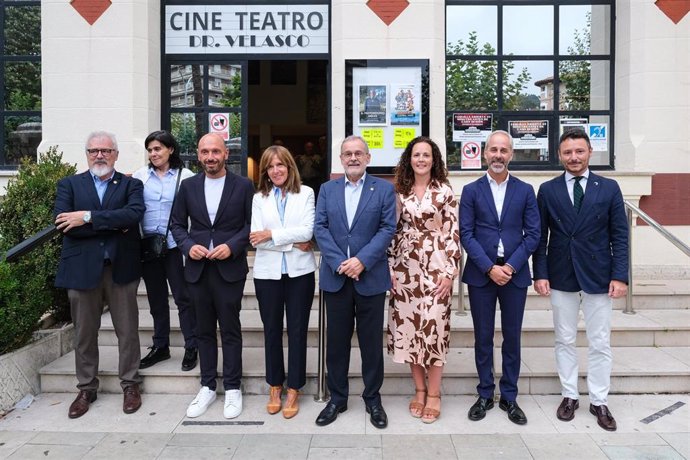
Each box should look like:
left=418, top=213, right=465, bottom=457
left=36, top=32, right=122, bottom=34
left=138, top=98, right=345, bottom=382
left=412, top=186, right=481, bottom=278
left=314, top=255, right=328, bottom=402
left=455, top=252, right=467, bottom=316
left=623, top=200, right=690, bottom=314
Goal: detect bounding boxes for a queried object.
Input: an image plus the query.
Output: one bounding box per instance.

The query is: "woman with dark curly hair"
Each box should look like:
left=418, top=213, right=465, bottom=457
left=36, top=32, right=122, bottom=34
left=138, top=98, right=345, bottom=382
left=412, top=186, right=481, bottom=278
left=387, top=136, right=461, bottom=423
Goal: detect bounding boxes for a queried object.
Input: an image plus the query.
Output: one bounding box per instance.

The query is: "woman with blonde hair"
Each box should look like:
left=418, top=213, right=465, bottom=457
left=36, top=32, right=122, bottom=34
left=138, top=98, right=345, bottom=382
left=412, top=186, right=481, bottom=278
left=249, top=145, right=316, bottom=419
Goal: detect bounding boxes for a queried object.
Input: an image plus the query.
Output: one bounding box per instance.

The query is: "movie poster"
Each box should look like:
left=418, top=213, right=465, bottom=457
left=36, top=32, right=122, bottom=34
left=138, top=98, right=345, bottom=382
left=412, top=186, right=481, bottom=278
left=358, top=85, right=387, bottom=125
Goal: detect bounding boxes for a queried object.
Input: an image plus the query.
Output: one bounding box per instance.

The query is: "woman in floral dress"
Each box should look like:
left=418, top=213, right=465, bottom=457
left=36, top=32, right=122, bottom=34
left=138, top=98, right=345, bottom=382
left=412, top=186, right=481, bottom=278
left=388, top=136, right=461, bottom=423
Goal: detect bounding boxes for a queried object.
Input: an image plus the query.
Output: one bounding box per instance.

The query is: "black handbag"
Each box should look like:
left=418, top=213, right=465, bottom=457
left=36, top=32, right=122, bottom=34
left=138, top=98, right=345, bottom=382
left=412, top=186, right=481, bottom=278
left=141, top=233, right=169, bottom=261
left=140, top=169, right=183, bottom=262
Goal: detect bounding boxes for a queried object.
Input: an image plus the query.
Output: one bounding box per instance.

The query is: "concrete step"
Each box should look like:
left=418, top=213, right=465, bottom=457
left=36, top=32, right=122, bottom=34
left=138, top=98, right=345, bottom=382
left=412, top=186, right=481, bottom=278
left=105, top=309, right=690, bottom=349
left=40, top=345, right=690, bottom=395
left=136, top=279, right=690, bottom=311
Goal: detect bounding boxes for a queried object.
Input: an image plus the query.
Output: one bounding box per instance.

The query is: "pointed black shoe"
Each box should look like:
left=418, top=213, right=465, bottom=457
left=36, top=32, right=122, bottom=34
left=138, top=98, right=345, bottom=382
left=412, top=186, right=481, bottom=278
left=366, top=404, right=388, bottom=429
left=468, top=396, right=494, bottom=421
left=139, top=346, right=171, bottom=369
left=315, top=402, right=347, bottom=426
left=181, top=348, right=198, bottom=371
left=499, top=398, right=528, bottom=425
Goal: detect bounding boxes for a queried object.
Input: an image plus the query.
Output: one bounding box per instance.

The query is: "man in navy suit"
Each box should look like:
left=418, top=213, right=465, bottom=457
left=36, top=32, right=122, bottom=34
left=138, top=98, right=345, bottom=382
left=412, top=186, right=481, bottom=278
left=533, top=130, right=628, bottom=431
left=54, top=131, right=145, bottom=418
left=460, top=130, right=540, bottom=425
left=171, top=133, right=253, bottom=420
left=313, top=135, right=396, bottom=428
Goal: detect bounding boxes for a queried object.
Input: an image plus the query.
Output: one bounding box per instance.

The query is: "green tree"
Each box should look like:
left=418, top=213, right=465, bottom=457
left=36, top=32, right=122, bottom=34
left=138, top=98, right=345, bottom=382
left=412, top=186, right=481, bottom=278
left=4, top=5, right=41, bottom=111
left=446, top=31, right=532, bottom=110
left=559, top=13, right=592, bottom=110
left=218, top=73, right=242, bottom=108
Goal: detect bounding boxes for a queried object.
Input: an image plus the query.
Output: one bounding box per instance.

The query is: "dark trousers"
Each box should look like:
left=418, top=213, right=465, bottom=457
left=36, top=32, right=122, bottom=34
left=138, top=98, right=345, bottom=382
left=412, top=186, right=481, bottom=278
left=187, top=262, right=245, bottom=391
left=68, top=265, right=141, bottom=391
left=468, top=282, right=527, bottom=402
left=324, top=279, right=386, bottom=408
left=255, top=272, right=315, bottom=389
left=141, top=247, right=197, bottom=349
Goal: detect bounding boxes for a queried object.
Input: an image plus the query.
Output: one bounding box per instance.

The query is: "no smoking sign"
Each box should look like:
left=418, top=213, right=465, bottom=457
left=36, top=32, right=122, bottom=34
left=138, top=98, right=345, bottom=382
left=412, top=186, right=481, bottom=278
left=209, top=113, right=230, bottom=141
left=461, top=141, right=481, bottom=170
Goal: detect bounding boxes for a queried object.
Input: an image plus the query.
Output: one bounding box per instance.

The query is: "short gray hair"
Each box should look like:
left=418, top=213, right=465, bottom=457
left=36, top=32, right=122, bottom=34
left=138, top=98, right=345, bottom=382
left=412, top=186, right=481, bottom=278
left=85, top=131, right=118, bottom=152
left=341, top=135, right=369, bottom=155
left=485, top=130, right=513, bottom=150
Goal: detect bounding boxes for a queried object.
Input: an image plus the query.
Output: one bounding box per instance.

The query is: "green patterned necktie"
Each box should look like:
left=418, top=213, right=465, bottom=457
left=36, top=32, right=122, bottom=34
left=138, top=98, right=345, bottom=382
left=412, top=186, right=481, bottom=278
left=573, top=176, right=584, bottom=212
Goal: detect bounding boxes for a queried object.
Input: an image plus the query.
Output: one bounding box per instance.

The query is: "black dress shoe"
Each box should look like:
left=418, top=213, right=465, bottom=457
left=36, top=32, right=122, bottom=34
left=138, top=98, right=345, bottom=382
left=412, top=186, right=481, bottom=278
left=181, top=348, right=198, bottom=371
left=557, top=397, right=579, bottom=421
left=366, top=404, right=388, bottom=429
left=139, top=346, right=171, bottom=369
left=499, top=398, right=527, bottom=425
left=590, top=404, right=617, bottom=431
left=468, top=396, right=494, bottom=421
left=315, top=402, right=347, bottom=426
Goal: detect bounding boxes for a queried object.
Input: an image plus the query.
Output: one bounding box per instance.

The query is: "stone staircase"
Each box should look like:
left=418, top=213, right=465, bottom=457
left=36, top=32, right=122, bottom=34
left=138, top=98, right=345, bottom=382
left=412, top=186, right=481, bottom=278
left=40, top=255, right=690, bottom=396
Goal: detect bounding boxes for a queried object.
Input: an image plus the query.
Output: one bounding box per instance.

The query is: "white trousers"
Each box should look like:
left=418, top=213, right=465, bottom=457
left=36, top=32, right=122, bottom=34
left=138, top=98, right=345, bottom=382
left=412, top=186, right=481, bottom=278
left=551, top=289, right=612, bottom=405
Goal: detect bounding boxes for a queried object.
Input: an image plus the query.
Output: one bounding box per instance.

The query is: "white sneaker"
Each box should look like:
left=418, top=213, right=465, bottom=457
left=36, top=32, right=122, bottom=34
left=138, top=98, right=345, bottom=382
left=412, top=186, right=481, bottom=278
left=186, top=386, right=216, bottom=418
left=224, top=389, right=243, bottom=419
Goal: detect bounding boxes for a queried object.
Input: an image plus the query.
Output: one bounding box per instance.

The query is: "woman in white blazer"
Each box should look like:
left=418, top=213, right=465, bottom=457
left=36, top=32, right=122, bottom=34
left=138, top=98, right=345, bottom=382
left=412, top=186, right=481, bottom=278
left=249, top=145, right=317, bottom=419
left=132, top=130, right=197, bottom=373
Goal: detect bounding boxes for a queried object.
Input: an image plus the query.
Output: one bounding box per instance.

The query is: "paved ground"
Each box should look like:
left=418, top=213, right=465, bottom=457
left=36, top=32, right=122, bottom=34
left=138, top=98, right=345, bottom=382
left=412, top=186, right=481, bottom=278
left=0, top=393, right=688, bottom=459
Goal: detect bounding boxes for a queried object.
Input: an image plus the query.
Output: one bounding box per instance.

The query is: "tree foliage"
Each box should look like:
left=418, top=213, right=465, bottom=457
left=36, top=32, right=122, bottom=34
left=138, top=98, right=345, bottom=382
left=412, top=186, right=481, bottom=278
left=446, top=32, right=533, bottom=111
left=4, top=5, right=41, bottom=111
left=559, top=12, right=592, bottom=110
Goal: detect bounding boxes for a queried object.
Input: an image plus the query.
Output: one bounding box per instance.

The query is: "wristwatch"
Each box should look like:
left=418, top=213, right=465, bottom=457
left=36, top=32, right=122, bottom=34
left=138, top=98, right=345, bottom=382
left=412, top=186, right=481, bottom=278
left=83, top=211, right=91, bottom=223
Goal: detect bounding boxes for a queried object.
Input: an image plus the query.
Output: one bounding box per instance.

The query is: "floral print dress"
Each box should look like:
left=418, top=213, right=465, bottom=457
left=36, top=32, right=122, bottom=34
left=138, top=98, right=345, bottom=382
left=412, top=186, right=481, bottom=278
left=387, top=182, right=461, bottom=367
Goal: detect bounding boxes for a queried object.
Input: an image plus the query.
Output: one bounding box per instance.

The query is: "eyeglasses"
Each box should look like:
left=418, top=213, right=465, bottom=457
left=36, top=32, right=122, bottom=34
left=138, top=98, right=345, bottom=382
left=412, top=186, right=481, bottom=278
left=86, top=148, right=116, bottom=157
left=341, top=151, right=367, bottom=159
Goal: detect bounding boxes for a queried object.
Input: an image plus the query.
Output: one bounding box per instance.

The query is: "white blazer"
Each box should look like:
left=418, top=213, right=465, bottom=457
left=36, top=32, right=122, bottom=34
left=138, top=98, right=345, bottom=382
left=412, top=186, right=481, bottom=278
left=251, top=185, right=317, bottom=280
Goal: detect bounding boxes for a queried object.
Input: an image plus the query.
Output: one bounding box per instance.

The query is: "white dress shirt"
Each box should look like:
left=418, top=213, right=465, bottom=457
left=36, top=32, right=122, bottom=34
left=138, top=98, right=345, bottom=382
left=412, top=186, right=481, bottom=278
left=564, top=169, right=590, bottom=205
left=487, top=173, right=509, bottom=257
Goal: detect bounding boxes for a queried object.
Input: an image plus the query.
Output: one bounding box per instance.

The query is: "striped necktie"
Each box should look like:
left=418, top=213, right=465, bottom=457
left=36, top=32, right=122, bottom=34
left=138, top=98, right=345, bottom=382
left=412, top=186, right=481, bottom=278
left=573, top=176, right=584, bottom=212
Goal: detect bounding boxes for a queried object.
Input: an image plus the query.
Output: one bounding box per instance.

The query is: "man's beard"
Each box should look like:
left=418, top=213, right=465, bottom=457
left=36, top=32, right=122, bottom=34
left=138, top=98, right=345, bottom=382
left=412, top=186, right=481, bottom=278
left=90, top=163, right=114, bottom=178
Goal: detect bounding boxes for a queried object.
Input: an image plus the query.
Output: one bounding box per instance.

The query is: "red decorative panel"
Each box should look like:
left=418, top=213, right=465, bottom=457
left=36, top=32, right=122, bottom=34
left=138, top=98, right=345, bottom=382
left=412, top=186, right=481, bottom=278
left=638, top=173, right=690, bottom=225
left=71, top=0, right=112, bottom=26
left=655, top=0, right=690, bottom=24
left=366, top=0, right=410, bottom=26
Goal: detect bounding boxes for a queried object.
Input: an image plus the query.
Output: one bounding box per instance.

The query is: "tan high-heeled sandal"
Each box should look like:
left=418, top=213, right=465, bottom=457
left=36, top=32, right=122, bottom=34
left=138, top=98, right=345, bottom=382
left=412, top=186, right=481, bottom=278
left=422, top=394, right=441, bottom=424
left=267, top=385, right=282, bottom=414
left=409, top=388, right=427, bottom=418
left=282, top=388, right=300, bottom=419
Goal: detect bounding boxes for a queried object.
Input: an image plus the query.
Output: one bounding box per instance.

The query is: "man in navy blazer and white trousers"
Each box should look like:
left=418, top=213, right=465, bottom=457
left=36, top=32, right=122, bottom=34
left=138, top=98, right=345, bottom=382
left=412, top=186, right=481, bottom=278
left=314, top=135, right=396, bottom=429
left=533, top=130, right=628, bottom=431
left=460, top=130, right=540, bottom=425
left=171, top=133, right=254, bottom=420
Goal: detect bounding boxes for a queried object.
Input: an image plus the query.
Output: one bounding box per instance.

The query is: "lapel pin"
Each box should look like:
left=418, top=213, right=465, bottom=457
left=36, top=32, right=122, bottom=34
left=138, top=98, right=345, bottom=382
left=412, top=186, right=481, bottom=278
left=113, top=180, right=118, bottom=185
left=370, top=187, right=374, bottom=191
left=594, top=181, right=598, bottom=186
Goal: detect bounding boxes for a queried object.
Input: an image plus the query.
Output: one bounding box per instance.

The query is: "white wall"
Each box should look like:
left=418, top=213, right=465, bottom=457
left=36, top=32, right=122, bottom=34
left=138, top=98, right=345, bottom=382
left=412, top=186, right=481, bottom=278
left=615, top=0, right=690, bottom=173
left=40, top=0, right=161, bottom=174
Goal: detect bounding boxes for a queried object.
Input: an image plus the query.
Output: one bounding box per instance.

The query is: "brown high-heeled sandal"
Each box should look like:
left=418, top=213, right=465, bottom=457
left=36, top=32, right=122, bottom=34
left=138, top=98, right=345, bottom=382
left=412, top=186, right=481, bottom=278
left=266, top=385, right=282, bottom=414
left=282, top=388, right=300, bottom=419
left=422, top=394, right=441, bottom=424
left=409, top=388, right=427, bottom=418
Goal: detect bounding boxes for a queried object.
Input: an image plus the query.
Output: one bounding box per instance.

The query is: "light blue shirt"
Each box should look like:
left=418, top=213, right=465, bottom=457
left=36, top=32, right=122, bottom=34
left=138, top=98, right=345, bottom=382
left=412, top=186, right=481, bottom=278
left=91, top=170, right=114, bottom=204
left=273, top=186, right=289, bottom=274
left=91, top=170, right=114, bottom=260
left=344, top=173, right=365, bottom=229
left=344, top=173, right=365, bottom=257
left=142, top=168, right=179, bottom=248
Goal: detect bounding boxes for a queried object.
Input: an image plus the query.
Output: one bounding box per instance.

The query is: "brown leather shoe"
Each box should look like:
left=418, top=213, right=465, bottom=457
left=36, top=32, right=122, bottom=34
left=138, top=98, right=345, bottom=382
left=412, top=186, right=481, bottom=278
left=68, top=390, right=97, bottom=419
left=123, top=385, right=142, bottom=414
left=556, top=397, right=579, bottom=421
left=267, top=385, right=282, bottom=414
left=589, top=404, right=617, bottom=431
left=283, top=388, right=300, bottom=419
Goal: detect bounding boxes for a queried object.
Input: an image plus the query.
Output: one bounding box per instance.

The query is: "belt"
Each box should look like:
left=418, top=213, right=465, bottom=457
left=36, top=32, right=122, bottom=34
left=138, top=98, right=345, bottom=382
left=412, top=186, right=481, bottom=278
left=495, top=257, right=505, bottom=266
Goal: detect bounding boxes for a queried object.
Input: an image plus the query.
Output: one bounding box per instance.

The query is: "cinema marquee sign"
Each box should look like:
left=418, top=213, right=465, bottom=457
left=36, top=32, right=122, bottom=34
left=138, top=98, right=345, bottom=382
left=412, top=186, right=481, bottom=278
left=165, top=5, right=329, bottom=54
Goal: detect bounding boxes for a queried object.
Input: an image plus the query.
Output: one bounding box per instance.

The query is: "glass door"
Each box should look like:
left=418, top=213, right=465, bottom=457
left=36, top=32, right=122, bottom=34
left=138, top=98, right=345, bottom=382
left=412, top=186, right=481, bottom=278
left=163, top=61, right=248, bottom=176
